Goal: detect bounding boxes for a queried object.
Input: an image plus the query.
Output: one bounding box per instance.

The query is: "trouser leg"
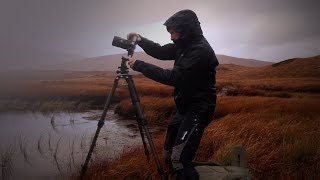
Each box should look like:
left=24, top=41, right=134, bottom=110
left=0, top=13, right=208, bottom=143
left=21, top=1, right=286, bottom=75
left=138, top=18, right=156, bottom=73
left=163, top=112, right=184, bottom=177
left=171, top=113, right=205, bottom=180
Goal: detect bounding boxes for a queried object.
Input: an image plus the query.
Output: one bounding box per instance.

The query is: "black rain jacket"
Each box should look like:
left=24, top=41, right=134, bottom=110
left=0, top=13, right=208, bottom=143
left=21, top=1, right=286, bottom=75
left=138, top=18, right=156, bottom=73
left=133, top=10, right=219, bottom=116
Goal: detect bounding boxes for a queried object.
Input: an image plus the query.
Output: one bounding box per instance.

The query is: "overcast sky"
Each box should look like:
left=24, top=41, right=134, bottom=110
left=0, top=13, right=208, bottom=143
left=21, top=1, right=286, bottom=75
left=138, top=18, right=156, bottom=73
left=1, top=0, right=319, bottom=70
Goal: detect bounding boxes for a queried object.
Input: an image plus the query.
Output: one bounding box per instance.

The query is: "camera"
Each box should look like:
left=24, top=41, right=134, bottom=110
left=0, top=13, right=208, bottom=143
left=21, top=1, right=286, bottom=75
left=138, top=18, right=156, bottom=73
left=112, top=35, right=137, bottom=56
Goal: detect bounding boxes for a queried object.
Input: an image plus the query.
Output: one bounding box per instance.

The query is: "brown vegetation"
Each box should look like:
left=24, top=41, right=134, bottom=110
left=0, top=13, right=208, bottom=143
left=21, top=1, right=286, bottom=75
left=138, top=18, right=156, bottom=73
left=1, top=55, right=319, bottom=179
left=82, top=95, right=320, bottom=179
left=79, top=55, right=320, bottom=179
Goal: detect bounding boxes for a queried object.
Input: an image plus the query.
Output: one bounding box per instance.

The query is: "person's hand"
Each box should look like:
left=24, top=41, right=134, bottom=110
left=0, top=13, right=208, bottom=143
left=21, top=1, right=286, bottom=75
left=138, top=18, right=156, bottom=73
left=128, top=57, right=136, bottom=69
left=127, top=32, right=141, bottom=42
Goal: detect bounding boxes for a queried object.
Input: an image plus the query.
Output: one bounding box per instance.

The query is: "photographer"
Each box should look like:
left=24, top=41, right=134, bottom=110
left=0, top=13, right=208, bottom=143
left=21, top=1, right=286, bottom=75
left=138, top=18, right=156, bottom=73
left=128, top=9, right=219, bottom=180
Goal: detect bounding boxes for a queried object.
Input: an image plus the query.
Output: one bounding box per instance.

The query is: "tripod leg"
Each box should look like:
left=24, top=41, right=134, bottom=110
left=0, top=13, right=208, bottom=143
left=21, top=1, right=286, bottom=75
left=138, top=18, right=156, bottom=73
left=125, top=75, right=166, bottom=180
left=124, top=76, right=150, bottom=159
left=80, top=77, right=120, bottom=179
left=138, top=119, right=151, bottom=161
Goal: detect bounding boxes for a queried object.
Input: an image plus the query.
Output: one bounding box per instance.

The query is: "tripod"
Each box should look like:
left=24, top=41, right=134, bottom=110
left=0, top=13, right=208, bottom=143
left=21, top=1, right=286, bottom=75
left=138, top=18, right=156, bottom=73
left=80, top=56, right=166, bottom=180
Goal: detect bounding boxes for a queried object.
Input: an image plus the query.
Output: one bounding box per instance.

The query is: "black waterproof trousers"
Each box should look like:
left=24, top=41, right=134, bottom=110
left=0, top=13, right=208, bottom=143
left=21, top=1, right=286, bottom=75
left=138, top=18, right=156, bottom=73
left=163, top=111, right=213, bottom=180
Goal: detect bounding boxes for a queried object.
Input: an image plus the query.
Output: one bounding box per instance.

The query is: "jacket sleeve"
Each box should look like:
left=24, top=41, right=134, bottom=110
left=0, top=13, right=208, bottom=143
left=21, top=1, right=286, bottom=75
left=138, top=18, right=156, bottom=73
left=132, top=47, right=206, bottom=87
left=138, top=36, right=176, bottom=60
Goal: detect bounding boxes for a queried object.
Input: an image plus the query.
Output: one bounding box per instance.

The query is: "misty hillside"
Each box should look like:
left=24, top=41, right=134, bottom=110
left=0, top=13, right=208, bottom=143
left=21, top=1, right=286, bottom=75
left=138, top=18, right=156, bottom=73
left=215, top=55, right=320, bottom=81
left=45, top=52, right=168, bottom=72
left=0, top=46, right=86, bottom=72
left=217, top=55, right=271, bottom=67
left=45, top=52, right=272, bottom=71
left=250, top=55, right=320, bottom=78
left=216, top=64, right=255, bottom=79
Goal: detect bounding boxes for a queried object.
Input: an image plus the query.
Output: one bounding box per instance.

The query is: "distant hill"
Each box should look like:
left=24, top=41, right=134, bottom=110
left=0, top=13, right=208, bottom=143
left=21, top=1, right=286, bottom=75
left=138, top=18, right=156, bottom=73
left=215, top=55, right=320, bottom=80
left=217, top=64, right=256, bottom=79
left=0, top=70, right=112, bottom=81
left=0, top=46, right=85, bottom=72
left=45, top=52, right=170, bottom=72
left=240, top=55, right=320, bottom=78
left=217, top=55, right=272, bottom=67
left=45, top=52, right=272, bottom=71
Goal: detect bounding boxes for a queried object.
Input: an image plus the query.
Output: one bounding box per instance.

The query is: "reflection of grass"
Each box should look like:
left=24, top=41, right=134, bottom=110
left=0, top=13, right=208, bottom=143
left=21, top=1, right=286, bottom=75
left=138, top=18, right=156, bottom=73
left=67, top=137, right=77, bottom=172
left=37, top=133, right=45, bottom=158
left=53, top=136, right=62, bottom=172
left=1, top=145, right=15, bottom=180
left=66, top=136, right=77, bottom=172
left=80, top=132, right=86, bottom=151
left=71, top=137, right=76, bottom=167
left=48, top=131, right=53, bottom=153
left=50, top=115, right=59, bottom=132
left=18, top=135, right=32, bottom=166
left=68, top=112, right=75, bottom=128
left=38, top=132, right=82, bottom=177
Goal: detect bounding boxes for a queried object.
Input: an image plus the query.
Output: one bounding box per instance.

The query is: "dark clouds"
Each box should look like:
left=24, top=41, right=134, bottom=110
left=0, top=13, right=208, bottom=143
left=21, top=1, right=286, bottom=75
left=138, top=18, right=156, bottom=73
left=0, top=0, right=319, bottom=71
left=193, top=0, right=320, bottom=60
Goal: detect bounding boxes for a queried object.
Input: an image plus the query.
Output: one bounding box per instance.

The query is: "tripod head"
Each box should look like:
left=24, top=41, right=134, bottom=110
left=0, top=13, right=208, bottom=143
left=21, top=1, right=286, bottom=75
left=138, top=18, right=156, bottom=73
left=116, top=56, right=130, bottom=74
left=112, top=35, right=138, bottom=74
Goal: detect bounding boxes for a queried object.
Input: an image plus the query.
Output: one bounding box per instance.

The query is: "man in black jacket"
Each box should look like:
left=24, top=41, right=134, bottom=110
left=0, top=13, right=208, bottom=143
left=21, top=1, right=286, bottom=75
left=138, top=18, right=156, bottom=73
left=127, top=9, right=219, bottom=180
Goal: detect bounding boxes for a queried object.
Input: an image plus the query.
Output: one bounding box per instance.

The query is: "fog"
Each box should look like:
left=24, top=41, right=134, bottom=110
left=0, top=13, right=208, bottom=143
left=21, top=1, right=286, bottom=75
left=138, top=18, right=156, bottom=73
left=1, top=0, right=319, bottom=71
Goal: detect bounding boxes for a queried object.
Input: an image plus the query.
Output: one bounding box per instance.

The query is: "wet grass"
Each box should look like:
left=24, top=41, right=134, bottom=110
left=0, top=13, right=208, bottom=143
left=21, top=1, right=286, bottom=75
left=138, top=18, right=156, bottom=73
left=0, top=98, right=94, bottom=113
left=0, top=65, right=319, bottom=179
left=216, top=77, right=320, bottom=97
left=196, top=101, right=320, bottom=178
left=115, top=96, right=175, bottom=128
left=77, top=73, right=320, bottom=179
left=81, top=94, right=320, bottom=179
left=0, top=145, right=15, bottom=179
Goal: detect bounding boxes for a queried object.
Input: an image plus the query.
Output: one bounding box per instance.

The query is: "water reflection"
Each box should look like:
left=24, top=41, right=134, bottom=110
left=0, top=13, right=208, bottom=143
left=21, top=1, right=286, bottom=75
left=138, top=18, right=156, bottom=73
left=0, top=109, right=141, bottom=179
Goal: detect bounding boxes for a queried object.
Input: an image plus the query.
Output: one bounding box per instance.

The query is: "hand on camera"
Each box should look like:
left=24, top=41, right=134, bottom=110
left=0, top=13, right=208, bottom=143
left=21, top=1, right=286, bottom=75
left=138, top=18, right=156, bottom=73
left=127, top=32, right=141, bottom=42
left=128, top=57, right=136, bottom=69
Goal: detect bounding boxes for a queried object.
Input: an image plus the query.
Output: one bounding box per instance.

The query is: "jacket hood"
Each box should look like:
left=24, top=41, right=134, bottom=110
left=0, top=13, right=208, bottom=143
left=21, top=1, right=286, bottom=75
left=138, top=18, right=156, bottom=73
left=164, top=9, right=203, bottom=41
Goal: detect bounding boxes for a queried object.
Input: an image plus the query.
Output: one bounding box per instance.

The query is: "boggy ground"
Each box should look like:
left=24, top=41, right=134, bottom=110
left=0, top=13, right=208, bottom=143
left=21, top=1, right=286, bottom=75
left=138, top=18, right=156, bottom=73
left=80, top=57, right=320, bottom=179
left=1, top=56, right=320, bottom=179
left=84, top=84, right=320, bottom=179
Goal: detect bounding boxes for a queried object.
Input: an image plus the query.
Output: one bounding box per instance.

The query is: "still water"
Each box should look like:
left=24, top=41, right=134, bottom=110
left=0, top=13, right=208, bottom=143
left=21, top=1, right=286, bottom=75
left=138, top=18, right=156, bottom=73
left=0, top=108, right=142, bottom=179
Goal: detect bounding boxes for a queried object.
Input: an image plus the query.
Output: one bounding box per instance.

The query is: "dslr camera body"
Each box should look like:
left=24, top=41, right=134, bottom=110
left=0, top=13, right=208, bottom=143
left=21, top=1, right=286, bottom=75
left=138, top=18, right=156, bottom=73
left=112, top=35, right=137, bottom=56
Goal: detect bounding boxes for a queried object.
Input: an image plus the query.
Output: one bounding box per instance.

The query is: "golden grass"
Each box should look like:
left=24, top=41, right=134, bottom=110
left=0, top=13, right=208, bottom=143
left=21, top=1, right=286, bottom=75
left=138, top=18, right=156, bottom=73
left=115, top=96, right=175, bottom=130
left=70, top=68, right=319, bottom=179
left=216, top=77, right=320, bottom=98
left=1, top=67, right=319, bottom=179
left=197, top=107, right=320, bottom=178
left=81, top=136, right=166, bottom=180
left=82, top=95, right=320, bottom=179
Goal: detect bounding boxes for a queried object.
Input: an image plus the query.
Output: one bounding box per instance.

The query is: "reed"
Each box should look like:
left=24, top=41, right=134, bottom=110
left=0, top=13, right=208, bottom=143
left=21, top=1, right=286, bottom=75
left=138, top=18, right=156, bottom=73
left=0, top=145, right=15, bottom=180
left=48, top=131, right=53, bottom=153
left=18, top=135, right=32, bottom=166
left=37, top=133, right=45, bottom=158
left=71, top=136, right=77, bottom=168
left=53, top=136, right=62, bottom=172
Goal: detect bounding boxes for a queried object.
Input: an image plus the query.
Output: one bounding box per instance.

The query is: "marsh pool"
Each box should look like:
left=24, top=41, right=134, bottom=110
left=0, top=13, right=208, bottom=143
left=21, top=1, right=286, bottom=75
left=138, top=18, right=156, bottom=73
left=0, top=108, right=142, bottom=179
